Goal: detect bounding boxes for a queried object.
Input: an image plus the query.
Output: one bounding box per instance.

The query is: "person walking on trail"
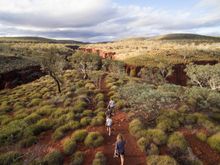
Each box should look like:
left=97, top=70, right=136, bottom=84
left=106, top=115, right=112, bottom=136
left=107, top=99, right=115, bottom=112
left=114, top=134, right=126, bottom=165
left=105, top=108, right=113, bottom=118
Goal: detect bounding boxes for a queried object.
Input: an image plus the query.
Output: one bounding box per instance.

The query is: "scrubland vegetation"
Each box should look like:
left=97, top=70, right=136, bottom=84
left=86, top=36, right=220, bottom=67
left=0, top=35, right=220, bottom=164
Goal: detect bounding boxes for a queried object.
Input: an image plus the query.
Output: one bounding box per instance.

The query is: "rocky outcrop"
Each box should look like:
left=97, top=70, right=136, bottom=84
left=79, top=47, right=116, bottom=60
left=0, top=66, right=44, bottom=90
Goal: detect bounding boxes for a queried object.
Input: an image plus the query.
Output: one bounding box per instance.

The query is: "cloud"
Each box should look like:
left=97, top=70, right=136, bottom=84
left=0, top=0, right=220, bottom=42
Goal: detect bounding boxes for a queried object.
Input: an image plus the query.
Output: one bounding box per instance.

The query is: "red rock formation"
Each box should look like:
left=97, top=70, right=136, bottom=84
left=79, top=47, right=116, bottom=60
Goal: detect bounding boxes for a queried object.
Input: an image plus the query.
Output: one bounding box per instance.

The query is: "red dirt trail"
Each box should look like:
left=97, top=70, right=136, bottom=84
left=84, top=111, right=146, bottom=165
left=83, top=74, right=146, bottom=165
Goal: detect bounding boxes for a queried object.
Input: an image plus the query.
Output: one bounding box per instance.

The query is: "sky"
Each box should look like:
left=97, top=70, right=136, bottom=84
left=0, top=0, right=220, bottom=42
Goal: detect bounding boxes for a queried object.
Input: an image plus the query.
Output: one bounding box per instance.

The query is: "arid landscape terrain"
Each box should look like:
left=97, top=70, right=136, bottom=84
left=0, top=34, right=220, bottom=165
left=0, top=0, right=220, bottom=164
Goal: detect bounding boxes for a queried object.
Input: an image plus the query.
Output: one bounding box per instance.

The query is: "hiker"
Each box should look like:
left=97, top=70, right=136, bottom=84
left=114, top=134, right=126, bottom=165
left=107, top=99, right=115, bottom=112
left=106, top=115, right=112, bottom=136
left=105, top=108, right=113, bottom=118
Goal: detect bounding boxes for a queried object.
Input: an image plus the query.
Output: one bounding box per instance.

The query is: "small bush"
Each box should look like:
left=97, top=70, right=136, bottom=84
left=92, top=152, right=106, bottom=165
left=146, top=129, right=167, bottom=145
left=29, top=118, right=53, bottom=136
left=96, top=101, right=105, bottom=109
left=82, top=110, right=93, bottom=117
left=137, top=137, right=150, bottom=152
left=24, top=113, right=41, bottom=125
left=85, top=83, right=96, bottom=90
left=91, top=116, right=105, bottom=126
left=84, top=132, right=104, bottom=148
left=52, top=121, right=80, bottom=140
left=19, top=136, right=38, bottom=148
left=80, top=117, right=92, bottom=126
left=146, top=155, right=178, bottom=165
left=30, top=98, right=42, bottom=106
left=184, top=114, right=197, bottom=125
left=36, top=105, right=54, bottom=116
left=71, top=151, right=84, bottom=165
left=178, top=104, right=190, bottom=113
left=72, top=129, right=88, bottom=142
left=147, top=143, right=159, bottom=155
left=95, top=93, right=104, bottom=102
left=73, top=100, right=87, bottom=113
left=168, top=132, right=188, bottom=152
left=0, top=105, right=13, bottom=114
left=0, top=151, right=23, bottom=165
left=63, top=138, right=76, bottom=155
left=129, top=119, right=144, bottom=138
left=207, top=132, right=220, bottom=152
left=196, top=132, right=207, bottom=142
left=44, top=150, right=63, bottom=165
left=115, top=100, right=125, bottom=109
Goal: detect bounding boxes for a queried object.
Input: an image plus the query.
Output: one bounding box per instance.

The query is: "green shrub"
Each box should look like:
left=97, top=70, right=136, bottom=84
left=63, top=138, right=76, bottom=155
left=178, top=104, right=190, bottom=113
left=71, top=151, right=84, bottom=165
left=84, top=132, right=104, bottom=148
left=82, top=110, right=93, bottom=117
left=91, top=116, right=105, bottom=126
left=44, top=150, right=63, bottom=165
left=95, top=93, right=104, bottom=102
left=52, top=121, right=80, bottom=140
left=137, top=137, right=150, bottom=152
left=146, top=155, right=178, bottom=165
left=96, top=101, right=105, bottom=109
left=72, top=129, right=88, bottom=142
left=92, top=152, right=106, bottom=165
left=129, top=119, right=144, bottom=138
left=24, top=113, right=41, bottom=125
left=19, top=136, right=38, bottom=148
left=156, top=110, right=181, bottom=132
left=30, top=98, right=42, bottom=106
left=196, top=132, right=207, bottom=142
left=168, top=132, right=188, bottom=152
left=36, top=105, right=54, bottom=116
left=96, top=111, right=105, bottom=118
left=29, top=118, right=53, bottom=136
left=0, top=105, right=13, bottom=114
left=73, top=100, right=87, bottom=113
left=115, top=100, right=125, bottom=109
left=85, top=83, right=96, bottom=90
left=80, top=117, right=92, bottom=126
left=0, top=151, right=23, bottom=165
left=207, top=132, right=220, bottom=152
left=146, top=129, right=167, bottom=145
left=147, top=143, right=159, bottom=155
left=184, top=114, right=197, bottom=125
left=0, top=120, right=26, bottom=145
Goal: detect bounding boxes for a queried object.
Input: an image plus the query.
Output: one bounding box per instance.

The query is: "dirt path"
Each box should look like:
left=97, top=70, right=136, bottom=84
left=83, top=74, right=146, bottom=165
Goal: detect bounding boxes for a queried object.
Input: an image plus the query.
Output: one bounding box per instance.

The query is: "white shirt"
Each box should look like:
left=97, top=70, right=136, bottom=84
left=106, top=118, right=112, bottom=126
left=109, top=100, right=115, bottom=108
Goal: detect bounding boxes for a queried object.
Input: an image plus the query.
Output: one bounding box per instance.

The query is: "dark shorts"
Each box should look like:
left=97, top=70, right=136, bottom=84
left=116, top=150, right=125, bottom=156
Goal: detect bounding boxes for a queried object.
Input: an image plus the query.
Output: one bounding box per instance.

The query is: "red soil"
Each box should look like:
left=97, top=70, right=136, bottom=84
left=84, top=111, right=146, bottom=165
left=179, top=128, right=220, bottom=165
left=83, top=74, right=146, bottom=165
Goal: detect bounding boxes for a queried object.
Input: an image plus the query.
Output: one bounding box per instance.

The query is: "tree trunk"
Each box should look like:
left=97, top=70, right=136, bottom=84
left=49, top=72, right=61, bottom=93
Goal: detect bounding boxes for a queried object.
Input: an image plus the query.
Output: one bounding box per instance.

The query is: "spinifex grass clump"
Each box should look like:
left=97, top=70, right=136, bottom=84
left=84, top=132, right=104, bottom=148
